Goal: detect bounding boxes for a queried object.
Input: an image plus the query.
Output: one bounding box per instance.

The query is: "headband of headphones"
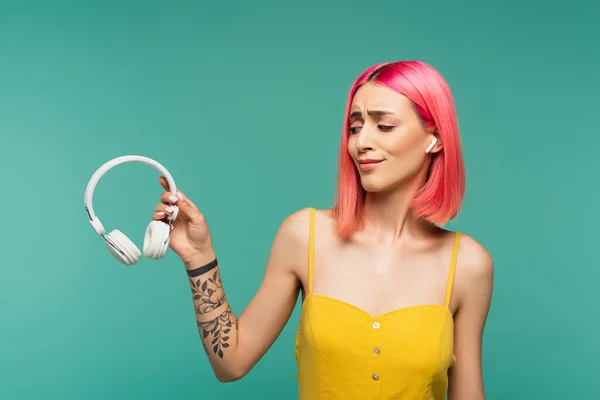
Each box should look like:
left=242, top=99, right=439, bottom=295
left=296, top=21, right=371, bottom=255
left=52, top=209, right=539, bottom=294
left=84, top=155, right=178, bottom=236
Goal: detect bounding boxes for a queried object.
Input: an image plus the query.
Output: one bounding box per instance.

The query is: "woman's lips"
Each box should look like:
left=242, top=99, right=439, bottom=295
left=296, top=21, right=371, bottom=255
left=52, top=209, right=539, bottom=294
left=358, top=159, right=383, bottom=170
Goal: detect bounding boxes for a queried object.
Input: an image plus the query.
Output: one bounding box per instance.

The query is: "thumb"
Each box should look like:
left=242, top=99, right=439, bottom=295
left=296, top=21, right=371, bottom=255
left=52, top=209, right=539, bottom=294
left=175, top=197, right=204, bottom=225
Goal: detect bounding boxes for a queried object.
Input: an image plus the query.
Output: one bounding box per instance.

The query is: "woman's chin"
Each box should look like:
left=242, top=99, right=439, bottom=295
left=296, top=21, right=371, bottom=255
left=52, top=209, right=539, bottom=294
left=360, top=177, right=389, bottom=193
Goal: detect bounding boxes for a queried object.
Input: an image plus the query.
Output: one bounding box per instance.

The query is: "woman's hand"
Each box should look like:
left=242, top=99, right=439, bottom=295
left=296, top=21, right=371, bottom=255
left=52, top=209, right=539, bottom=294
left=152, top=176, right=214, bottom=265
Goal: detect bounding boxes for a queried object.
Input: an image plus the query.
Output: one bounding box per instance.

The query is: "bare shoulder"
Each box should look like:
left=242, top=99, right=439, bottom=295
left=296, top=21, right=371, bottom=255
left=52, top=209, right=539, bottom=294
left=277, top=207, right=332, bottom=236
left=277, top=207, right=314, bottom=240
left=266, top=207, right=315, bottom=275
left=273, top=207, right=333, bottom=276
left=456, top=233, right=494, bottom=280
left=453, top=233, right=494, bottom=307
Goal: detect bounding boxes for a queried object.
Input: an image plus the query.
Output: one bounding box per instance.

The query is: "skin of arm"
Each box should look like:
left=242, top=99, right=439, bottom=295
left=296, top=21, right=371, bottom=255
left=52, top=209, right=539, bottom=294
left=185, top=208, right=310, bottom=382
left=447, top=234, right=494, bottom=400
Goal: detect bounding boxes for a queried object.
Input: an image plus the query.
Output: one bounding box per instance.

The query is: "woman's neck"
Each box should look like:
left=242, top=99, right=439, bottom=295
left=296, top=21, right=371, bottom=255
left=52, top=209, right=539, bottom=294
left=361, top=175, right=435, bottom=245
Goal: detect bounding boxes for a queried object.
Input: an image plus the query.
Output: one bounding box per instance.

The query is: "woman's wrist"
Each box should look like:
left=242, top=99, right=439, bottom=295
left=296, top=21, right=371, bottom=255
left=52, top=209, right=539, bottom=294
left=183, top=249, right=217, bottom=272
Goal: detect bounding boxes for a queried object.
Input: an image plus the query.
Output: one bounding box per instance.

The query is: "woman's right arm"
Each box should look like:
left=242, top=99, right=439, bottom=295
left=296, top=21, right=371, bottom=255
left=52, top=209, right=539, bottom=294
left=153, top=177, right=309, bottom=382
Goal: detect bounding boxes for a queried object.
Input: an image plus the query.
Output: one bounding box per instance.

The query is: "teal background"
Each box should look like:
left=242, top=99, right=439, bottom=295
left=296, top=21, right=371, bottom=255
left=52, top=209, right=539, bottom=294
left=1, top=0, right=598, bottom=399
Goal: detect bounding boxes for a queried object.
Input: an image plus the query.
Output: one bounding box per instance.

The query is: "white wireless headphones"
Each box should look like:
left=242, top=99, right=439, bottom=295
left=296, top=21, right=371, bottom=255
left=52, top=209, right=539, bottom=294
left=84, top=155, right=179, bottom=266
left=425, top=137, right=437, bottom=153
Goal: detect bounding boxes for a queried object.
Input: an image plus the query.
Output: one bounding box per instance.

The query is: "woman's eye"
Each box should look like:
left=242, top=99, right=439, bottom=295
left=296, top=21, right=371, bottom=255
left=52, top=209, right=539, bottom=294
left=348, top=126, right=361, bottom=134
left=379, top=125, right=395, bottom=131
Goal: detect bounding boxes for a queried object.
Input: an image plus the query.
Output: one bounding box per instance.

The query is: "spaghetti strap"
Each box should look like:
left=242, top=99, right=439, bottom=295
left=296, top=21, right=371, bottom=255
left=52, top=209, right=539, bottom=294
left=444, top=232, right=461, bottom=308
left=308, top=208, right=316, bottom=294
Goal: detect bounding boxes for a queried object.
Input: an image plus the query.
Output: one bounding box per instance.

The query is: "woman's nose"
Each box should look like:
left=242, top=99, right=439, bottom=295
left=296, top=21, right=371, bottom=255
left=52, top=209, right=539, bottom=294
left=355, top=127, right=375, bottom=151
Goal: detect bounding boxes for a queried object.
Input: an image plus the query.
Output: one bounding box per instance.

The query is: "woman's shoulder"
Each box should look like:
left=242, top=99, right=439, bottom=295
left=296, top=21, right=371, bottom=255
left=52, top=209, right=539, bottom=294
left=277, top=207, right=316, bottom=232
left=453, top=232, right=494, bottom=280
left=449, top=231, right=494, bottom=305
left=273, top=207, right=334, bottom=251
left=266, top=208, right=329, bottom=276
left=272, top=207, right=323, bottom=248
left=278, top=207, right=333, bottom=232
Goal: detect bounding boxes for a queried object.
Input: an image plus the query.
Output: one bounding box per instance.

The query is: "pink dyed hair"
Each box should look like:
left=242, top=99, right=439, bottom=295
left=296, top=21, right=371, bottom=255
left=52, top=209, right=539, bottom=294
left=332, top=60, right=466, bottom=239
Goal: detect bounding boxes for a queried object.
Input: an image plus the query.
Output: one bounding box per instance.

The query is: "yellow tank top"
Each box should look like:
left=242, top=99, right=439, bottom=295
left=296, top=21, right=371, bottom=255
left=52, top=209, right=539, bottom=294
left=295, top=208, right=460, bottom=399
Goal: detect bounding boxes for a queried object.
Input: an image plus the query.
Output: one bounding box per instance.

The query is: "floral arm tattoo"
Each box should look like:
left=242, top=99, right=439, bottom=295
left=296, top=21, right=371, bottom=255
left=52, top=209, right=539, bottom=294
left=189, top=268, right=238, bottom=359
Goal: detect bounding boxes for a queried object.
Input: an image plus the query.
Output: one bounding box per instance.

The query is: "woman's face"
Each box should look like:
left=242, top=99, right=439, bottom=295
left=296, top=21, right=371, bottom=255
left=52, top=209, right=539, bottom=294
left=347, top=82, right=441, bottom=193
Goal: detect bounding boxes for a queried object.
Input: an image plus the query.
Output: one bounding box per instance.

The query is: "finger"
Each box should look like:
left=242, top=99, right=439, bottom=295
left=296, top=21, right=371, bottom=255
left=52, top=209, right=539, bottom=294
left=158, top=176, right=198, bottom=211
left=160, top=191, right=179, bottom=205
left=152, top=210, right=166, bottom=221
left=151, top=205, right=174, bottom=221
left=154, top=203, right=178, bottom=216
left=174, top=196, right=204, bottom=224
left=158, top=176, right=170, bottom=191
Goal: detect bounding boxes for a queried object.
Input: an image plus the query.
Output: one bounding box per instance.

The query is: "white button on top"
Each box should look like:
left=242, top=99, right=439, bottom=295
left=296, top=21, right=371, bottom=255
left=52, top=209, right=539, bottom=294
left=372, top=321, right=380, bottom=329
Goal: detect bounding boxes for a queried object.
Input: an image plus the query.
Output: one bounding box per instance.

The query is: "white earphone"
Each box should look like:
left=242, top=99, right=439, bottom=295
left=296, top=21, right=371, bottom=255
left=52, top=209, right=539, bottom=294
left=84, top=155, right=179, bottom=266
left=425, top=137, right=437, bottom=153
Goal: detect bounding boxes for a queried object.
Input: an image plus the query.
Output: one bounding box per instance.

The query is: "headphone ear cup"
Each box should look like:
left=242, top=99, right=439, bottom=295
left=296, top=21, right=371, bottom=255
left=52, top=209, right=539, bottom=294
left=106, top=229, right=142, bottom=266
left=143, top=220, right=171, bottom=260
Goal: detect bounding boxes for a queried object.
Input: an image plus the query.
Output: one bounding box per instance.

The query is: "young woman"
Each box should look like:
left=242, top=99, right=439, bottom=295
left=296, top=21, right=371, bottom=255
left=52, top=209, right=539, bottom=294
left=152, top=60, right=494, bottom=399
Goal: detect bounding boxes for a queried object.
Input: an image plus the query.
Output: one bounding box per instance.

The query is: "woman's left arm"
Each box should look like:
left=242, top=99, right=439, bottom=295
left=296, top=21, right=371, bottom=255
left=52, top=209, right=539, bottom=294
left=447, top=235, right=494, bottom=400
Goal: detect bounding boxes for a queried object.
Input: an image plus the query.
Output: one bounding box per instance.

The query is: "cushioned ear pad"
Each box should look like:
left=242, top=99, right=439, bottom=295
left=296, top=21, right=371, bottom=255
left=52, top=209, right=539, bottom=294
left=143, top=220, right=171, bottom=260
left=106, top=229, right=142, bottom=266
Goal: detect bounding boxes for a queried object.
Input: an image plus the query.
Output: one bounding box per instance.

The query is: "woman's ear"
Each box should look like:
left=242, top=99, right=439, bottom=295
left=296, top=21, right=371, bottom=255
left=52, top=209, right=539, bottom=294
left=425, top=132, right=443, bottom=154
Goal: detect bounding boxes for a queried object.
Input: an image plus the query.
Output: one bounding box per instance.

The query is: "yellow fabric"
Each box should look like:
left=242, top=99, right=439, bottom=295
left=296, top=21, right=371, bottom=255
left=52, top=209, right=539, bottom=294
left=295, top=208, right=460, bottom=399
